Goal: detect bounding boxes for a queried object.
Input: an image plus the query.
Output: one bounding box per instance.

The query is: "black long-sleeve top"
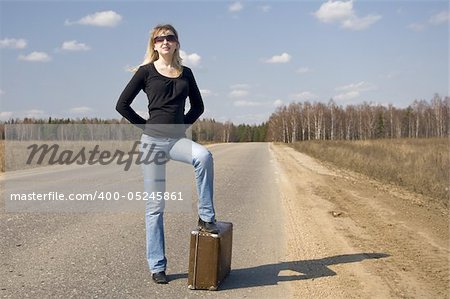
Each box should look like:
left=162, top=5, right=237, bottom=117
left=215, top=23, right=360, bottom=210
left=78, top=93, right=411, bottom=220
left=116, top=62, right=204, bottom=137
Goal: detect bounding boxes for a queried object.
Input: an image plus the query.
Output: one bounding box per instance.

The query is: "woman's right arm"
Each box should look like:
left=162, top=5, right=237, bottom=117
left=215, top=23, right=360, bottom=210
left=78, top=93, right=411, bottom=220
left=116, top=66, right=147, bottom=128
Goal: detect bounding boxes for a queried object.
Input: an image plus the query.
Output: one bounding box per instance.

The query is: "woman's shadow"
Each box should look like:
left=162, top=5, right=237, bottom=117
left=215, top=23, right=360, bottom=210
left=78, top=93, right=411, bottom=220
left=169, top=252, right=389, bottom=290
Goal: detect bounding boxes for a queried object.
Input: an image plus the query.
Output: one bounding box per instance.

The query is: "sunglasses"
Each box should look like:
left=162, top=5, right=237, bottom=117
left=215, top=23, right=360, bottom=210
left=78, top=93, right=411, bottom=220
left=153, top=35, right=178, bottom=43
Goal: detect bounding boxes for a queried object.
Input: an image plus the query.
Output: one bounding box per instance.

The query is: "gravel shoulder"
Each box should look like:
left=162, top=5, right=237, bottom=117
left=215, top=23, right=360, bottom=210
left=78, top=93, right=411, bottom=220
left=270, top=142, right=449, bottom=298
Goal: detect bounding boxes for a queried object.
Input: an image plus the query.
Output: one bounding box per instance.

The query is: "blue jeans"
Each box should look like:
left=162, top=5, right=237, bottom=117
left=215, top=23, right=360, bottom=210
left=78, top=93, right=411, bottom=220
left=139, top=134, right=215, bottom=273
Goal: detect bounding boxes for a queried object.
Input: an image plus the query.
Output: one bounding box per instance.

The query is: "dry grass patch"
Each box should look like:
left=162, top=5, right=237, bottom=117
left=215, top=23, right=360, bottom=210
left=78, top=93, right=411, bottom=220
left=289, top=138, right=449, bottom=203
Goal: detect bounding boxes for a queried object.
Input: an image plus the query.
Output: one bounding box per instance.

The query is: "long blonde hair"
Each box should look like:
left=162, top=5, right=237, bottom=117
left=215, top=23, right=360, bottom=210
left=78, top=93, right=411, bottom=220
left=132, top=24, right=183, bottom=72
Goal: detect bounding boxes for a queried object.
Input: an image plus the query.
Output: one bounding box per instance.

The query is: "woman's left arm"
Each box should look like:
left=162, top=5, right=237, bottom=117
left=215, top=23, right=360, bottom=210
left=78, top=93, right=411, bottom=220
left=184, top=68, right=204, bottom=125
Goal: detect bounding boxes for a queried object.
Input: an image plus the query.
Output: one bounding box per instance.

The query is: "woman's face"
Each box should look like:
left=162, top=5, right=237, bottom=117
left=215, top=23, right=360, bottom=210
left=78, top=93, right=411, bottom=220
left=153, top=30, right=178, bottom=57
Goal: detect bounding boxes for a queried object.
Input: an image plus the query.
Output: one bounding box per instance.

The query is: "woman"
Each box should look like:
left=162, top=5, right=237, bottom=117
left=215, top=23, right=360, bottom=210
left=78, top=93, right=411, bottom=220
left=116, top=24, right=218, bottom=284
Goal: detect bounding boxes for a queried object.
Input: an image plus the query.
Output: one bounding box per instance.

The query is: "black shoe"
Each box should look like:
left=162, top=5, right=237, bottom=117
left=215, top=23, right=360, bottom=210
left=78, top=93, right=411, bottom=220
left=152, top=271, right=168, bottom=284
left=198, top=218, right=219, bottom=234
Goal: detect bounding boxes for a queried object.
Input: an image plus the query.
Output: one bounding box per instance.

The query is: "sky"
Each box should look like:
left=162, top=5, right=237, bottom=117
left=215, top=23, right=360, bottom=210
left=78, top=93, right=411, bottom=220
left=0, top=0, right=448, bottom=125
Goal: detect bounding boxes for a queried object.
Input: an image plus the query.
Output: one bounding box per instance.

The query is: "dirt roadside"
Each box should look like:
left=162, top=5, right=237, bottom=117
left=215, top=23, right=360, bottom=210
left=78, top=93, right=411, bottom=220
left=270, top=143, right=449, bottom=299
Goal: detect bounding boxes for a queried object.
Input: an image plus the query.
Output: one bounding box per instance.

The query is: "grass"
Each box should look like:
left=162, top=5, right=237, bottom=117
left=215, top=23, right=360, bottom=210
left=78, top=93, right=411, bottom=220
left=289, top=138, right=449, bottom=203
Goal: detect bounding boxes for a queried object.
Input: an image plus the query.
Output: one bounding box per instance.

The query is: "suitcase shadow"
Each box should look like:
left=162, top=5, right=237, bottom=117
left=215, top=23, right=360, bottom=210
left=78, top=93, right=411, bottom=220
left=218, top=252, right=389, bottom=290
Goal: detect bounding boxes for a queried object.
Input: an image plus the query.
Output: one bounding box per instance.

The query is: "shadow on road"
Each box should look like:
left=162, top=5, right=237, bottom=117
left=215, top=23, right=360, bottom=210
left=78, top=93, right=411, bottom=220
left=169, top=253, right=389, bottom=290
left=220, top=252, right=390, bottom=290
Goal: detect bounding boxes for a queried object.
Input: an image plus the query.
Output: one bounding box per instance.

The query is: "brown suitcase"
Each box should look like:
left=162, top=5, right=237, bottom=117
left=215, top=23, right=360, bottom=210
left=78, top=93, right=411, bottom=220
left=188, top=221, right=233, bottom=290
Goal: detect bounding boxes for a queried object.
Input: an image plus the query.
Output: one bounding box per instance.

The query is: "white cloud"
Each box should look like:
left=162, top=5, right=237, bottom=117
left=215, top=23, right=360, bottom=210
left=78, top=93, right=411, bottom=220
left=230, top=83, right=250, bottom=89
left=292, top=91, right=318, bottom=101
left=0, top=38, right=27, bottom=49
left=0, top=111, right=13, bottom=121
left=408, top=10, right=449, bottom=32
left=61, top=40, right=91, bottom=51
left=313, top=0, right=381, bottom=31
left=229, top=83, right=250, bottom=98
left=429, top=10, right=450, bottom=25
left=396, top=7, right=405, bottom=15
left=180, top=50, right=201, bottom=67
left=135, top=110, right=148, bottom=118
left=65, top=10, right=122, bottom=27
left=200, top=89, right=213, bottom=97
left=296, top=67, right=311, bottom=74
left=336, top=81, right=376, bottom=92
left=386, top=70, right=400, bottom=79
left=229, top=2, right=243, bottom=13
left=18, top=51, right=51, bottom=62
left=229, top=89, right=249, bottom=98
left=258, top=5, right=271, bottom=13
left=70, top=106, right=93, bottom=114
left=233, top=100, right=263, bottom=107
left=408, top=23, right=426, bottom=32
left=200, top=89, right=211, bottom=96
left=273, top=99, right=284, bottom=107
left=334, top=90, right=360, bottom=101
left=334, top=81, right=376, bottom=101
left=265, top=52, right=291, bottom=63
left=24, top=109, right=45, bottom=118
left=314, top=0, right=354, bottom=23
left=341, top=15, right=382, bottom=31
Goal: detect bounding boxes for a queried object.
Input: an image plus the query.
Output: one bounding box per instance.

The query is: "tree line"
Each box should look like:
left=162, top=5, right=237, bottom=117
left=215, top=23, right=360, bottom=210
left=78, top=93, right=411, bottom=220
left=0, top=117, right=130, bottom=140
left=191, top=119, right=267, bottom=143
left=0, top=116, right=268, bottom=142
left=0, top=94, right=448, bottom=142
left=266, top=94, right=449, bottom=142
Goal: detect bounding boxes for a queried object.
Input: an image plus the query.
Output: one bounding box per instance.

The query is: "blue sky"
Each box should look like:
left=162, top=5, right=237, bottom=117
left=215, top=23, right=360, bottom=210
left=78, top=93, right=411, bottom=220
left=0, top=0, right=448, bottom=125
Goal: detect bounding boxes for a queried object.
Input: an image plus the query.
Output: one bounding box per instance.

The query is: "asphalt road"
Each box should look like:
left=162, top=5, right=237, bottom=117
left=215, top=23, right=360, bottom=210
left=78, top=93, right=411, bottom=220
left=1, top=142, right=291, bottom=298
